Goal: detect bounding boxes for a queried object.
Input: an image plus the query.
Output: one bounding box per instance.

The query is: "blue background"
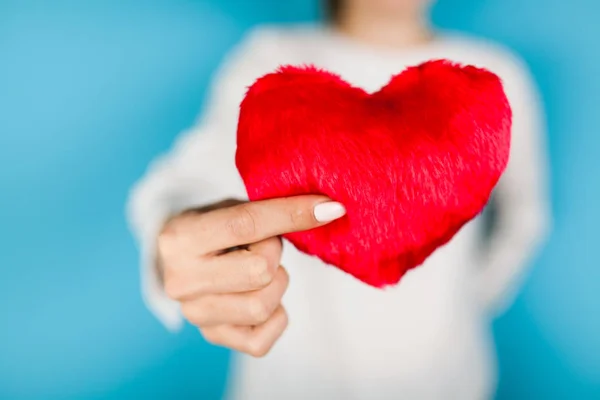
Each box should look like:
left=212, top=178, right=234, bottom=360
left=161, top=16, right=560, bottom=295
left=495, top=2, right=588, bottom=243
left=1, top=0, right=598, bottom=398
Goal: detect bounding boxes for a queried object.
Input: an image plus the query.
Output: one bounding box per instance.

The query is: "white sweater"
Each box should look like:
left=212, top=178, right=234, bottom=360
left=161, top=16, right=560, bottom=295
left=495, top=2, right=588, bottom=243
left=127, top=24, right=551, bottom=400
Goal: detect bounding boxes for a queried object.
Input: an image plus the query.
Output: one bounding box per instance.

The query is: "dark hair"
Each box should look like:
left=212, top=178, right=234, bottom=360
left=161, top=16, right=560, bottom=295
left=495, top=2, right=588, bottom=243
left=325, top=0, right=342, bottom=22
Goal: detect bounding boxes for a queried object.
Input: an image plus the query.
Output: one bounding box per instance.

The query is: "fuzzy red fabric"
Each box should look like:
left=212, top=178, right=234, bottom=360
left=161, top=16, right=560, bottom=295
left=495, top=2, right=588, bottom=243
left=235, top=60, right=512, bottom=287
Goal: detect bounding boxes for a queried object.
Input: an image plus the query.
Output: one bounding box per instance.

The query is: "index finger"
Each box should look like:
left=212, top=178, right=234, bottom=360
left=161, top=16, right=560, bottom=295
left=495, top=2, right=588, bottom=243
left=184, top=195, right=346, bottom=254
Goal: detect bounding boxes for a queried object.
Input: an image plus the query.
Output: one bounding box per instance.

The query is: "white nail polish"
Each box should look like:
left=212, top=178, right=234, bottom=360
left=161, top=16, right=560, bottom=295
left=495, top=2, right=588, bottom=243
left=313, top=202, right=346, bottom=222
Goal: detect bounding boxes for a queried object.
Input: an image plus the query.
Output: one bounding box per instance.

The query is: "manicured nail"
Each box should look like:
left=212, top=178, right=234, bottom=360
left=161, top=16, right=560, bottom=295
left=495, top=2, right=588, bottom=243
left=313, top=202, right=346, bottom=222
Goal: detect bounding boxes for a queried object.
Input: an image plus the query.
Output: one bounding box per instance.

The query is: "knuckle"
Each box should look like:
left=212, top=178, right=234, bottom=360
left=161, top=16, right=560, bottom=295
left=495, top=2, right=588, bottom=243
left=201, top=327, right=222, bottom=346
left=163, top=277, right=182, bottom=300
left=280, top=268, right=290, bottom=290
left=157, top=231, right=176, bottom=260
left=246, top=255, right=273, bottom=287
left=181, top=303, right=199, bottom=325
left=246, top=297, right=271, bottom=324
left=181, top=301, right=208, bottom=327
left=281, top=308, right=289, bottom=329
left=227, top=207, right=257, bottom=240
left=158, top=222, right=190, bottom=261
left=272, top=237, right=284, bottom=253
left=289, top=207, right=309, bottom=229
left=159, top=215, right=186, bottom=243
left=246, top=338, right=272, bottom=358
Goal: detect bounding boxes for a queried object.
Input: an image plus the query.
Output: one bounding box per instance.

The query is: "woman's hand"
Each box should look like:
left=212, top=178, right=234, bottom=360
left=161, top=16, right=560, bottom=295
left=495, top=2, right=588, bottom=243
left=158, top=196, right=346, bottom=357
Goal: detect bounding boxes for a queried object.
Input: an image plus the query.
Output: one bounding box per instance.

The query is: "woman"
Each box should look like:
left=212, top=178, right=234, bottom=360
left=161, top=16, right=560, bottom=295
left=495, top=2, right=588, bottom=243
left=128, top=0, right=551, bottom=399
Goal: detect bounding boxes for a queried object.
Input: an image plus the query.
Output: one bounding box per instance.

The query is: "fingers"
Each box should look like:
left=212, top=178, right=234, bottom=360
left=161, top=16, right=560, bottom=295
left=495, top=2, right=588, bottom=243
left=158, top=196, right=327, bottom=358
left=201, top=305, right=289, bottom=358
left=163, top=237, right=282, bottom=300
left=164, top=195, right=346, bottom=254
left=181, top=266, right=289, bottom=327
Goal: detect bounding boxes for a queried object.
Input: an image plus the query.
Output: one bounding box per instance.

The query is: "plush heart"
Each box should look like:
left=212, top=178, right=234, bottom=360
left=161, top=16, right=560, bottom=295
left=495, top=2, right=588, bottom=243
left=235, top=60, right=511, bottom=287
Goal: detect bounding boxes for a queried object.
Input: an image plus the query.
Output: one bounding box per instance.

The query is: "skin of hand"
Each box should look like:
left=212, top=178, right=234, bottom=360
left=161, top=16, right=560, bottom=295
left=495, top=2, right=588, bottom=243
left=158, top=196, right=346, bottom=357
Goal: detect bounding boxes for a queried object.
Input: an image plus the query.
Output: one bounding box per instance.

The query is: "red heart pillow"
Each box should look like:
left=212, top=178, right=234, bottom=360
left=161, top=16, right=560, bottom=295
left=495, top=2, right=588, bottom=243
left=235, top=60, right=511, bottom=287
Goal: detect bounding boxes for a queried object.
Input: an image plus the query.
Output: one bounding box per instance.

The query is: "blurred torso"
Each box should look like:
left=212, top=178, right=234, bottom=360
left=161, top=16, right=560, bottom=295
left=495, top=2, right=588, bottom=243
left=211, top=25, right=520, bottom=400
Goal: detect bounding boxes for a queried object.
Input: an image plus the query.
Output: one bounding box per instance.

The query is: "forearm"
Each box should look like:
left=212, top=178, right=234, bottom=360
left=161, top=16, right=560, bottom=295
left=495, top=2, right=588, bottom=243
left=475, top=200, right=550, bottom=315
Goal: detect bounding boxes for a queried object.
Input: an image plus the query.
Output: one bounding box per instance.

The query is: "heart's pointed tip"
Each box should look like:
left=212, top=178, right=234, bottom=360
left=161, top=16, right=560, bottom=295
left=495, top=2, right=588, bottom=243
left=371, top=280, right=401, bottom=290
left=347, top=263, right=408, bottom=289
left=355, top=277, right=403, bottom=290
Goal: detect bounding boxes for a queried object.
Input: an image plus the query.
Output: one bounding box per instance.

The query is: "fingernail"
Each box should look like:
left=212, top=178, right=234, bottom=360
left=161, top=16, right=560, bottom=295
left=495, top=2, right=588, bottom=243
left=313, top=202, right=346, bottom=223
